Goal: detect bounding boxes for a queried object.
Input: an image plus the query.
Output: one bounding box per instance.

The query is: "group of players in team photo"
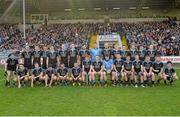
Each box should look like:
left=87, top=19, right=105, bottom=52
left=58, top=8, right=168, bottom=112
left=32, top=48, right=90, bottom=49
left=5, top=42, right=178, bottom=88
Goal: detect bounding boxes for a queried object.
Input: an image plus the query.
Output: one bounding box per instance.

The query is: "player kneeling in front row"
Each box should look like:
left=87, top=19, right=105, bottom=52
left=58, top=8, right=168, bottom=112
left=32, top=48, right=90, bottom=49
left=46, top=64, right=56, bottom=87
left=70, top=63, right=82, bottom=86
left=132, top=55, right=145, bottom=87
left=123, top=55, right=133, bottom=86
left=143, top=56, right=155, bottom=87
left=163, top=61, right=178, bottom=85
left=56, top=63, right=68, bottom=86
left=91, top=56, right=104, bottom=86
left=31, top=63, right=47, bottom=87
left=103, top=55, right=114, bottom=86
left=82, top=55, right=93, bottom=85
left=153, top=56, right=164, bottom=84
left=16, top=64, right=29, bottom=88
left=112, top=54, right=124, bottom=86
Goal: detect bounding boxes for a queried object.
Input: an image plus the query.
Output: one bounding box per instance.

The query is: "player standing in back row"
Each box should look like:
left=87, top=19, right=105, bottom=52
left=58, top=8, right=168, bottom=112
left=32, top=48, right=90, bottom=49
left=69, top=44, right=78, bottom=68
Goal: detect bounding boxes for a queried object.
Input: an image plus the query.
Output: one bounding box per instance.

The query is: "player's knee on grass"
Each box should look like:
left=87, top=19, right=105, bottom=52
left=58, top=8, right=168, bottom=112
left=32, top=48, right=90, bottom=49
left=173, top=74, right=178, bottom=80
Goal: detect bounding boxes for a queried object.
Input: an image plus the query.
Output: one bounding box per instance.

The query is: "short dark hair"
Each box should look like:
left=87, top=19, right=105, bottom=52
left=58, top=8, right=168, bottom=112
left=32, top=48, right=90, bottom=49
left=167, top=61, right=172, bottom=64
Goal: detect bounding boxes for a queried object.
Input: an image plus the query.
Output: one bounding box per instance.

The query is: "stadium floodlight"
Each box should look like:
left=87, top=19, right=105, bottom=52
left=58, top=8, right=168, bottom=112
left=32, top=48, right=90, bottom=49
left=78, top=8, right=85, bottom=11
left=64, top=9, right=72, bottom=11
left=142, top=7, right=150, bottom=9
left=113, top=8, right=120, bottom=10
left=128, top=7, right=137, bottom=10
left=94, top=8, right=101, bottom=10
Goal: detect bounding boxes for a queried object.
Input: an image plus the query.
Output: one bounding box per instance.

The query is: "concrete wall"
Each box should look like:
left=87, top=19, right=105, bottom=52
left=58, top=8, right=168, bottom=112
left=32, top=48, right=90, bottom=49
left=47, top=18, right=167, bottom=24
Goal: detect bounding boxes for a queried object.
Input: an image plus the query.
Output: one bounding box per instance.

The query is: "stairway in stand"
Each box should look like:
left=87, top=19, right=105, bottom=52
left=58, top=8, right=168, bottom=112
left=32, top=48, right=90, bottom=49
left=121, top=36, right=128, bottom=50
left=89, top=35, right=97, bottom=48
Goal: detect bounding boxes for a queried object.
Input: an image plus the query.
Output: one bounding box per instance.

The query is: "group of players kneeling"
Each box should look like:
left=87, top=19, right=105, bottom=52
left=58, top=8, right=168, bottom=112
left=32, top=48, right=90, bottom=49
left=5, top=53, right=178, bottom=88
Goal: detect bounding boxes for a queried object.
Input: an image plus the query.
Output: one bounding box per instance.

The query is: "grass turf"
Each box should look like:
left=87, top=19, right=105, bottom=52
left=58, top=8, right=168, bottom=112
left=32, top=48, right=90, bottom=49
left=0, top=68, right=180, bottom=116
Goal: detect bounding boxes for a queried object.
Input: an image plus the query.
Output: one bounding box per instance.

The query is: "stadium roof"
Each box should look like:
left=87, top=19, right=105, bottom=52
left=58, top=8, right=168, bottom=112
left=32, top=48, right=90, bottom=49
left=0, top=0, right=179, bottom=23
left=25, top=0, right=177, bottom=11
left=0, top=0, right=178, bottom=15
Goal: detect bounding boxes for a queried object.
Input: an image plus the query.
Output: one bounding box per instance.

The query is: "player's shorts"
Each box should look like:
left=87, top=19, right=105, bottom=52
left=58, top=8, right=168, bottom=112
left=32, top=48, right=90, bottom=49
left=59, top=75, right=66, bottom=77
left=24, top=64, right=32, bottom=69
left=94, top=69, right=101, bottom=73
left=73, top=74, right=80, bottom=79
left=134, top=71, right=143, bottom=76
left=34, top=77, right=40, bottom=81
left=7, top=66, right=17, bottom=71
left=167, top=76, right=172, bottom=81
left=84, top=68, right=90, bottom=73
left=115, top=72, right=122, bottom=78
left=145, top=74, right=153, bottom=81
left=153, top=70, right=161, bottom=75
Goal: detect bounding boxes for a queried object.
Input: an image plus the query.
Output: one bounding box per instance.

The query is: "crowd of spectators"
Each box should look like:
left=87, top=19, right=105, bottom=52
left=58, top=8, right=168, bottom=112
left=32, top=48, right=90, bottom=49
left=123, top=21, right=180, bottom=56
left=0, top=21, right=179, bottom=56
left=0, top=24, right=22, bottom=51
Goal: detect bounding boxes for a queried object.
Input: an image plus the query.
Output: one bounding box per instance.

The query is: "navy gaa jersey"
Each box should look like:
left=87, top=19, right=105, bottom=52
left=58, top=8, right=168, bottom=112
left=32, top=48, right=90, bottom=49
left=79, top=49, right=90, bottom=62
left=69, top=49, right=78, bottom=62
left=59, top=50, right=68, bottom=63
left=72, top=67, right=81, bottom=77
left=101, top=49, right=112, bottom=59
left=143, top=61, right=153, bottom=73
left=16, top=67, right=28, bottom=77
left=146, top=50, right=156, bottom=61
left=129, top=50, right=138, bottom=61
left=33, top=51, right=42, bottom=63
left=82, top=60, right=91, bottom=70
left=32, top=67, right=43, bottom=76
left=48, top=51, right=58, bottom=61
left=133, top=60, right=142, bottom=73
left=124, top=60, right=133, bottom=71
left=114, top=59, right=124, bottom=72
left=6, top=54, right=18, bottom=71
left=22, top=51, right=33, bottom=66
left=41, top=51, right=48, bottom=66
left=112, top=49, right=121, bottom=59
left=92, top=61, right=103, bottom=72
left=46, top=68, right=55, bottom=77
left=164, top=67, right=175, bottom=77
left=120, top=50, right=127, bottom=60
left=153, top=61, right=163, bottom=73
left=56, top=67, right=68, bottom=76
left=138, top=50, right=146, bottom=61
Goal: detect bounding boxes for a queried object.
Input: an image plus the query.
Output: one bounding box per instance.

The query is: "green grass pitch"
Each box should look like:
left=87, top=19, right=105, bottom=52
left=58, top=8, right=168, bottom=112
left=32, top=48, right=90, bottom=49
left=0, top=68, right=180, bottom=116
